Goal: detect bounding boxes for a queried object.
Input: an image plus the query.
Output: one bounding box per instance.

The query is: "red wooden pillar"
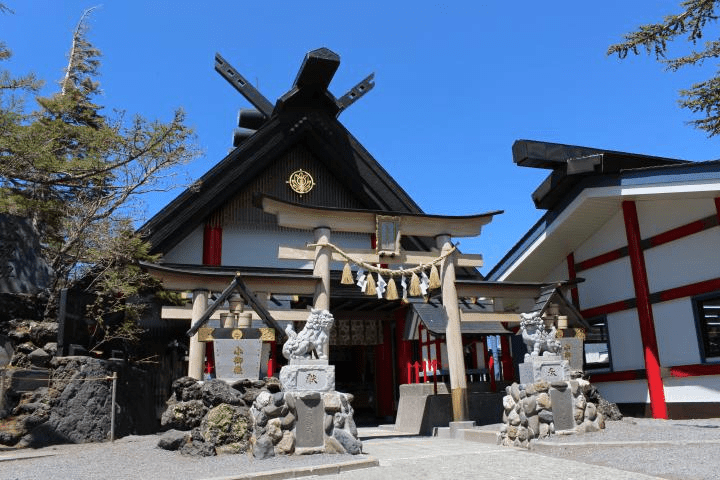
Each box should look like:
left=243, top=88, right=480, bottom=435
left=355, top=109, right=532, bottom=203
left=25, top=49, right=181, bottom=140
left=203, top=223, right=223, bottom=266
left=500, top=335, right=514, bottom=382
left=622, top=201, right=667, bottom=419
left=202, top=218, right=222, bottom=377
left=375, top=320, right=394, bottom=417
left=395, top=310, right=413, bottom=386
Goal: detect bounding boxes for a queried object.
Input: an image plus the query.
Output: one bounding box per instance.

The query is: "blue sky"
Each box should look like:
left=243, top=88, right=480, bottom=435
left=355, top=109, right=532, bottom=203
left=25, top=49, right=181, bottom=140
left=3, top=1, right=719, bottom=273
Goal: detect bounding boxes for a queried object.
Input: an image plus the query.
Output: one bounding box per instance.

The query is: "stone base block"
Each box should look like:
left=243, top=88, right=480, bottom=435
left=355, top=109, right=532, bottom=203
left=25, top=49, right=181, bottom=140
left=280, top=364, right=335, bottom=392
left=519, top=355, right=569, bottom=385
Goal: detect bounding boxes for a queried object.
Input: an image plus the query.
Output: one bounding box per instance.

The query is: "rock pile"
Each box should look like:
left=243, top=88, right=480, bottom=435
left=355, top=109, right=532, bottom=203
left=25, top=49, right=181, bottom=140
left=157, top=376, right=362, bottom=458
left=250, top=390, right=361, bottom=459
left=158, top=376, right=271, bottom=456
left=498, top=379, right=609, bottom=448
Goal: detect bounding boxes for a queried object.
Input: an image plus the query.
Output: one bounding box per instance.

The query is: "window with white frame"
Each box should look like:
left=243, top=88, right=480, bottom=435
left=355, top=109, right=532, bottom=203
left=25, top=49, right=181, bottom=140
left=694, top=293, right=720, bottom=361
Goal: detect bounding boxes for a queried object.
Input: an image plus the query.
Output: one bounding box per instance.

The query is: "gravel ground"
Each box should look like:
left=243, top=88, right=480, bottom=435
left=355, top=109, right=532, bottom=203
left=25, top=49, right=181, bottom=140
left=530, top=417, right=720, bottom=480
left=0, top=434, right=358, bottom=480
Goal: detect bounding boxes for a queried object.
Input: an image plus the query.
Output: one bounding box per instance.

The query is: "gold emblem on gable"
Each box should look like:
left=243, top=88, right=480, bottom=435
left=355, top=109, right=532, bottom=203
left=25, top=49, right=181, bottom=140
left=287, top=169, right=315, bottom=195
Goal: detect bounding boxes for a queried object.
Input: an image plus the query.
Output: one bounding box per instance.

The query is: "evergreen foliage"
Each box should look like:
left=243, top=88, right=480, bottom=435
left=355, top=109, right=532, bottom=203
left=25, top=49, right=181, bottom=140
left=0, top=7, right=200, bottom=349
left=608, top=0, right=720, bottom=136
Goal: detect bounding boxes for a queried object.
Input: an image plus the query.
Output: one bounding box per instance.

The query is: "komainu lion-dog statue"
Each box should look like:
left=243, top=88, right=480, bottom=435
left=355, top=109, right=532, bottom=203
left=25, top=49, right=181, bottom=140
left=282, top=309, right=334, bottom=360
left=520, top=312, right=560, bottom=361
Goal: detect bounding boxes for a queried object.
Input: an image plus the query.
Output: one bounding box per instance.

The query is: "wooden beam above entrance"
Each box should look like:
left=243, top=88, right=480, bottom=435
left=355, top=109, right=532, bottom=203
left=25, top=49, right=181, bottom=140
left=455, top=280, right=548, bottom=299
left=278, top=245, right=484, bottom=267
left=258, top=195, right=502, bottom=237
left=140, top=261, right=320, bottom=295
left=162, top=305, right=312, bottom=323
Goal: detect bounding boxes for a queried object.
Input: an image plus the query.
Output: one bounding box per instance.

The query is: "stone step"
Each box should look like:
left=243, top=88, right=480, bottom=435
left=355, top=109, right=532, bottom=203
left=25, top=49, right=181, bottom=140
left=454, top=428, right=499, bottom=444
left=433, top=425, right=499, bottom=444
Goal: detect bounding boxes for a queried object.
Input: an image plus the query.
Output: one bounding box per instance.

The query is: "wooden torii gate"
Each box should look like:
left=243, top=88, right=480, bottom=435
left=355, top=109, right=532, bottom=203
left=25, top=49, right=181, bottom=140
left=258, top=195, right=502, bottom=422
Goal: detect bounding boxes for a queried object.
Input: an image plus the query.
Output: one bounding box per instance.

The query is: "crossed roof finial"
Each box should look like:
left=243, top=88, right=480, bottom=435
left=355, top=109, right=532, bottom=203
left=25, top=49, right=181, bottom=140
left=215, top=47, right=374, bottom=120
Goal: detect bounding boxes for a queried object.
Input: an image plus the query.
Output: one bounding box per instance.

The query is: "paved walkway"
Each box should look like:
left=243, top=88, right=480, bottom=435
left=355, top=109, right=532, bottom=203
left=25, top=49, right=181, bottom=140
left=3, top=423, right=714, bottom=479
left=302, top=427, right=661, bottom=480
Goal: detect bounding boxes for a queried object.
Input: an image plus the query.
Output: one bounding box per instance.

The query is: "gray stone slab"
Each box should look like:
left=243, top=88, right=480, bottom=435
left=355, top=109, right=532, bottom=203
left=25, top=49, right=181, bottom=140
left=0, top=214, right=53, bottom=294
left=279, top=364, right=335, bottom=392
left=398, top=383, right=449, bottom=396
left=295, top=393, right=325, bottom=449
left=558, top=337, right=584, bottom=371
left=213, top=339, right=262, bottom=381
left=519, top=362, right=533, bottom=385
left=550, top=386, right=575, bottom=431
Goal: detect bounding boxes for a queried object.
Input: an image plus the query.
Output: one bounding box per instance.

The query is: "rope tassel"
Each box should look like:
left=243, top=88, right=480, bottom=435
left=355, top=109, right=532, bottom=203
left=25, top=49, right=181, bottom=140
left=385, top=277, right=399, bottom=300
left=341, top=262, right=354, bottom=285
left=428, top=264, right=441, bottom=290
left=409, top=272, right=421, bottom=297
left=366, top=273, right=377, bottom=296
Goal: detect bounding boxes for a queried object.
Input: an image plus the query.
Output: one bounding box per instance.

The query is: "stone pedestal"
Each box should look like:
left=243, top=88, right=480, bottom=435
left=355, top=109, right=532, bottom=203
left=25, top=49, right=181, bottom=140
left=518, top=354, right=569, bottom=385
left=279, top=360, right=335, bottom=392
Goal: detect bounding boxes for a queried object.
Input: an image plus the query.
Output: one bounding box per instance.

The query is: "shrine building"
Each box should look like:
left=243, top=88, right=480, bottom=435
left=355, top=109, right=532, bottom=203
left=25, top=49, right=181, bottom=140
left=139, top=48, right=565, bottom=423
left=487, top=140, right=720, bottom=420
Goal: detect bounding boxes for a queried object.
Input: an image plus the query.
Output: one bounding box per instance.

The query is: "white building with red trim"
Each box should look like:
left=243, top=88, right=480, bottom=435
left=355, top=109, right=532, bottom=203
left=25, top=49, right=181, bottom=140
left=487, top=140, right=720, bottom=419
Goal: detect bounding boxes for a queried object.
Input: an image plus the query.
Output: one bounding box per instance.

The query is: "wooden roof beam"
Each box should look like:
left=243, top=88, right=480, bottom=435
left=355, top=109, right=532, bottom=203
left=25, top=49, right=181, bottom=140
left=258, top=195, right=502, bottom=237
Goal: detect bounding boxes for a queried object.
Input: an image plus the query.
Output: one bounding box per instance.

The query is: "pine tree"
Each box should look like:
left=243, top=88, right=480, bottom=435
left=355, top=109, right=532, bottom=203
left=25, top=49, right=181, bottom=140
left=608, top=0, right=720, bottom=136
left=0, top=7, right=199, bottom=347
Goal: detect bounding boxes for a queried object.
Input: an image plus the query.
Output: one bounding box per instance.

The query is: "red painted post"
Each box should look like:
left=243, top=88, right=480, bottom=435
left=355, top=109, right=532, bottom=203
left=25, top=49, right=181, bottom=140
left=432, top=359, right=438, bottom=395
left=435, top=337, right=442, bottom=370
left=500, top=335, right=514, bottom=382
left=202, top=219, right=222, bottom=378
left=622, top=200, right=668, bottom=419
left=202, top=224, right=223, bottom=266
left=396, top=311, right=413, bottom=385
left=480, top=336, right=489, bottom=381
left=267, top=340, right=276, bottom=377
left=488, top=355, right=496, bottom=392
left=375, top=320, right=395, bottom=418
left=204, top=342, right=215, bottom=378
left=413, top=361, right=420, bottom=384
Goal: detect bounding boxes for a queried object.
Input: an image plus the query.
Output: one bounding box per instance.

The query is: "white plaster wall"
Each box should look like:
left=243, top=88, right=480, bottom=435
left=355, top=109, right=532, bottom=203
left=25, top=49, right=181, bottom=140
left=645, top=227, right=720, bottom=293
left=222, top=228, right=371, bottom=269
left=543, top=260, right=568, bottom=284
left=594, top=380, right=649, bottom=404
left=162, top=225, right=204, bottom=264
left=576, top=258, right=634, bottom=310
left=663, top=375, right=720, bottom=403
left=607, top=308, right=645, bottom=371
left=652, top=298, right=702, bottom=367
left=574, top=208, right=626, bottom=263
left=635, top=198, right=716, bottom=239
